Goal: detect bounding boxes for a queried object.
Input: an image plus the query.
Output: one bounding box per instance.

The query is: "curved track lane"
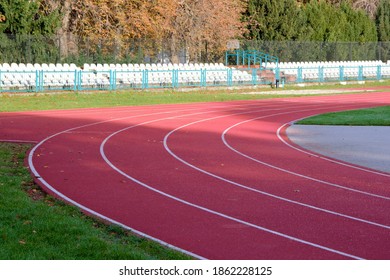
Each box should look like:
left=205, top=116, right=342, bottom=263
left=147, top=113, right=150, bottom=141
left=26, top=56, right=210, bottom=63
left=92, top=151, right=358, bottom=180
left=1, top=92, right=389, bottom=259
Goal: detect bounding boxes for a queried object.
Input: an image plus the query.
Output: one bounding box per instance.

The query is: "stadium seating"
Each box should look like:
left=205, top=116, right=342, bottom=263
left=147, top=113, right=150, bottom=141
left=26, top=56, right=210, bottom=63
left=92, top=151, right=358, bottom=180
left=270, top=60, right=390, bottom=82
left=1, top=60, right=390, bottom=92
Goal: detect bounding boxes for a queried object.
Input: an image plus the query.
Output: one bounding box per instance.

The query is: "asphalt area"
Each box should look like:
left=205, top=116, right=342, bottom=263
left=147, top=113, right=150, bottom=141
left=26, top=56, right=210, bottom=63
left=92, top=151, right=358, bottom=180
left=286, top=125, right=390, bottom=174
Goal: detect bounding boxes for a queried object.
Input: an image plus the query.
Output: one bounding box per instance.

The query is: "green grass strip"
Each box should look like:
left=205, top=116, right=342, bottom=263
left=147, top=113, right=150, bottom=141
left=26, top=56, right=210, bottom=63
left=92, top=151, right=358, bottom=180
left=296, top=106, right=390, bottom=126
left=0, top=143, right=191, bottom=260
left=1, top=81, right=383, bottom=113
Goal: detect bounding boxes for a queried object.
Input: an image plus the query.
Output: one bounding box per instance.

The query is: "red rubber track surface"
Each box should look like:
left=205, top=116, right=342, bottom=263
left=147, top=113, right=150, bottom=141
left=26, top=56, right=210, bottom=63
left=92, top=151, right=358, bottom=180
left=1, top=92, right=389, bottom=260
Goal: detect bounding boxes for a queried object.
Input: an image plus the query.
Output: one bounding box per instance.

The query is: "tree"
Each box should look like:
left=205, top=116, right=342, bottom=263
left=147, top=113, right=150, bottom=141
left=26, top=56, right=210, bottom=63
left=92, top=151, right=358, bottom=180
left=376, top=0, right=390, bottom=61
left=0, top=0, right=62, bottom=63
left=66, top=0, right=246, bottom=63
left=376, top=0, right=390, bottom=41
left=72, top=0, right=175, bottom=41
left=169, top=0, right=246, bottom=63
left=352, top=0, right=379, bottom=19
left=338, top=1, right=377, bottom=42
left=303, top=0, right=376, bottom=42
left=0, top=0, right=60, bottom=34
left=244, top=0, right=306, bottom=41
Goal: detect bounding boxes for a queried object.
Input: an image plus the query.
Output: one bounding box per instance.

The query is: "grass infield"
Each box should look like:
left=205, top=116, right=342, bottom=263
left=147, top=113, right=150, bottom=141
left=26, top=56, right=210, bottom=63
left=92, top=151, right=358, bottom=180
left=296, top=106, right=390, bottom=126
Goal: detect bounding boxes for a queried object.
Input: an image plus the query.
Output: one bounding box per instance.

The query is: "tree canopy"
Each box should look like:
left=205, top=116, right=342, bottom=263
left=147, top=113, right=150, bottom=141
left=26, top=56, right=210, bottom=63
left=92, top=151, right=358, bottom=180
left=1, top=0, right=389, bottom=63
left=0, top=0, right=60, bottom=34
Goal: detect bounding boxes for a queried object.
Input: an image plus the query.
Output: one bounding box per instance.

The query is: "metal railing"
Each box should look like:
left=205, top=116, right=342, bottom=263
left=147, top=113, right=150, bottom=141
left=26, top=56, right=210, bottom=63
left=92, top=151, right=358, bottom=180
left=1, top=64, right=390, bottom=93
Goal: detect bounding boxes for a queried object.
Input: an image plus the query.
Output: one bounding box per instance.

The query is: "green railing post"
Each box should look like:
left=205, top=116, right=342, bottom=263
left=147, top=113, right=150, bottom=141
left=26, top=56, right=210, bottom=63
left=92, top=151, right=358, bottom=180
left=109, top=69, right=116, bottom=91
left=227, top=68, right=233, bottom=86
left=297, top=67, right=303, bottom=83
left=201, top=69, right=207, bottom=87
left=142, top=69, right=148, bottom=89
left=318, top=66, right=324, bottom=83
left=377, top=65, right=382, bottom=80
left=73, top=70, right=77, bottom=91
left=358, top=66, right=363, bottom=81
left=275, top=67, right=280, bottom=82
left=251, top=68, right=256, bottom=85
left=172, top=69, right=178, bottom=88
left=39, top=70, right=44, bottom=91
left=79, top=70, right=83, bottom=91
left=339, top=66, right=344, bottom=81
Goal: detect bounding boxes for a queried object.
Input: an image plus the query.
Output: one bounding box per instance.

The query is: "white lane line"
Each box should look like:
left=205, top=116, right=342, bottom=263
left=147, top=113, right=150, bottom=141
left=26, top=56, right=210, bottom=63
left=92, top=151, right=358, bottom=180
left=29, top=174, right=205, bottom=259
left=101, top=113, right=364, bottom=260
left=27, top=98, right=382, bottom=260
left=27, top=102, right=290, bottom=260
left=222, top=114, right=390, bottom=201
left=162, top=105, right=389, bottom=231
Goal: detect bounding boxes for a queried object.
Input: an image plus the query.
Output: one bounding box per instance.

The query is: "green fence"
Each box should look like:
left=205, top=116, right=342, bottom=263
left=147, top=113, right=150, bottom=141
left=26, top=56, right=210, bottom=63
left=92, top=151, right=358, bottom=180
left=2, top=35, right=390, bottom=65
left=2, top=64, right=390, bottom=93
left=233, top=41, right=390, bottom=64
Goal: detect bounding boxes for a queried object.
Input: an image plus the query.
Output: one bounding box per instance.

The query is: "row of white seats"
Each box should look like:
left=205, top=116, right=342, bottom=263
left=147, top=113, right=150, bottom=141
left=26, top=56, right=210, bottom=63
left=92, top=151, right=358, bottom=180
left=1, top=67, right=253, bottom=89
left=300, top=67, right=390, bottom=80
left=0, top=63, right=80, bottom=71
left=83, top=62, right=227, bottom=71
left=1, top=62, right=252, bottom=87
left=267, top=60, right=390, bottom=80
left=269, top=60, right=389, bottom=69
left=1, top=72, right=36, bottom=88
left=3, top=60, right=389, bottom=71
left=1, top=62, right=228, bottom=72
left=115, top=69, right=252, bottom=86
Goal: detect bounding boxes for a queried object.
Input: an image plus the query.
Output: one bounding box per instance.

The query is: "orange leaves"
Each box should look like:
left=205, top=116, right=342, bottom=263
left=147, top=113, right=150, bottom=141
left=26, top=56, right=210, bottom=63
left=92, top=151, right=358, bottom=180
left=73, top=0, right=177, bottom=40
left=70, top=0, right=245, bottom=43
left=170, top=0, right=246, bottom=61
left=55, top=0, right=246, bottom=62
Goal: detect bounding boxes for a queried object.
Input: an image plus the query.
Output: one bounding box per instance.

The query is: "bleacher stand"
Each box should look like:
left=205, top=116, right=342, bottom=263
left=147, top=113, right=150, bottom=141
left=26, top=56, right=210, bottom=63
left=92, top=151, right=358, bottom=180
left=1, top=60, right=390, bottom=92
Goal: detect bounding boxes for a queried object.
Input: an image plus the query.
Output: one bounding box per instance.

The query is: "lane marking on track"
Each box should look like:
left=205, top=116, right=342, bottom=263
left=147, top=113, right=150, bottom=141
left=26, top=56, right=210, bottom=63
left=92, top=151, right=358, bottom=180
left=221, top=112, right=390, bottom=201
left=162, top=105, right=389, bottom=231
left=101, top=102, right=389, bottom=260
left=27, top=101, right=295, bottom=260
left=101, top=120, right=364, bottom=260
left=27, top=94, right=389, bottom=260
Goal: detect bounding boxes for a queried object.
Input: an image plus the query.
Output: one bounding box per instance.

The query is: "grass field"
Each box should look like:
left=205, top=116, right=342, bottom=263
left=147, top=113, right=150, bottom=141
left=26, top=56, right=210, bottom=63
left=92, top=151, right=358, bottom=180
left=296, top=106, right=390, bottom=126
left=1, top=84, right=389, bottom=259
left=0, top=88, right=287, bottom=112
left=1, top=80, right=389, bottom=112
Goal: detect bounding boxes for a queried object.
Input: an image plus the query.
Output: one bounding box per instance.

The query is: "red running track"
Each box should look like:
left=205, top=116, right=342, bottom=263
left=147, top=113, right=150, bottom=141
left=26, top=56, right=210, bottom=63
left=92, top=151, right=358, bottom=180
left=1, top=92, right=390, bottom=260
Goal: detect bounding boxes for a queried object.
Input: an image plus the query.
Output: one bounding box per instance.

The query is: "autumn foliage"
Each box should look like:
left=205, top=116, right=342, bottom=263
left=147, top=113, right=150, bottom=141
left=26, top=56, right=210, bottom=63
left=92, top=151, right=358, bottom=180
left=52, top=0, right=246, bottom=61
left=1, top=0, right=390, bottom=63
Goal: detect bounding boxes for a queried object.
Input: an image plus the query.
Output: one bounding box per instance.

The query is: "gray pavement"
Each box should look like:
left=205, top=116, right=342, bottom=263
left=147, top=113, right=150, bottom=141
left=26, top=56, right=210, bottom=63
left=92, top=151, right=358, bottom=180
left=286, top=125, right=390, bottom=173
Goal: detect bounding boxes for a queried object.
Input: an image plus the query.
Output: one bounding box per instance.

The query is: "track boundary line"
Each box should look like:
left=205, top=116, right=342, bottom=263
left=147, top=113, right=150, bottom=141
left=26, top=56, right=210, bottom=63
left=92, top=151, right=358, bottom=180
left=221, top=110, right=390, bottom=201
left=99, top=101, right=387, bottom=259
left=101, top=120, right=364, bottom=260
left=25, top=93, right=390, bottom=260
left=26, top=101, right=299, bottom=260
left=161, top=105, right=389, bottom=230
